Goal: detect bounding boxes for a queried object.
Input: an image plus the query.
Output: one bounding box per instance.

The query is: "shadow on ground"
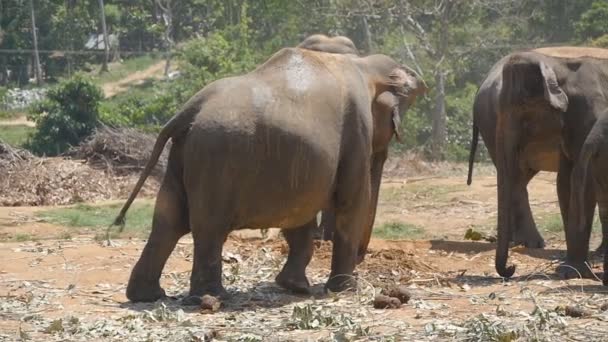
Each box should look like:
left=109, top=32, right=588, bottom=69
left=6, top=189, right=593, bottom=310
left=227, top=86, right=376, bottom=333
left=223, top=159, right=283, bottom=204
left=119, top=281, right=328, bottom=313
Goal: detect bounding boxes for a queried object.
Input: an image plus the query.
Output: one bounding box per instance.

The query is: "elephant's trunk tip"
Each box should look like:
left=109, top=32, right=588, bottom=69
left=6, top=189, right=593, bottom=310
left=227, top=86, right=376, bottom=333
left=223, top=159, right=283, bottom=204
left=496, top=264, right=516, bottom=279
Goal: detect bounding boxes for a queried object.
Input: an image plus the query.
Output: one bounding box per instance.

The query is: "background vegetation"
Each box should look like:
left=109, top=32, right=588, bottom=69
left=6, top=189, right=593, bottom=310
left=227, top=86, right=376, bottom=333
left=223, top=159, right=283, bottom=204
left=2, top=0, right=608, bottom=159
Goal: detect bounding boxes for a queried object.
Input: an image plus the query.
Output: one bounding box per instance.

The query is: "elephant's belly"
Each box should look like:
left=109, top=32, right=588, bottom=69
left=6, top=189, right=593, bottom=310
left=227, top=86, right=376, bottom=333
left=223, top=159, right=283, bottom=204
left=521, top=138, right=560, bottom=172
left=521, top=112, right=561, bottom=172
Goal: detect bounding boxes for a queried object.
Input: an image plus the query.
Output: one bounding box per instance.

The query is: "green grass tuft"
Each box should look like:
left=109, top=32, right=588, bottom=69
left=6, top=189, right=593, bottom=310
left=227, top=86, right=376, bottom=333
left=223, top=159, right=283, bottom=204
left=0, top=125, right=34, bottom=147
left=37, top=201, right=154, bottom=236
left=373, top=221, right=424, bottom=239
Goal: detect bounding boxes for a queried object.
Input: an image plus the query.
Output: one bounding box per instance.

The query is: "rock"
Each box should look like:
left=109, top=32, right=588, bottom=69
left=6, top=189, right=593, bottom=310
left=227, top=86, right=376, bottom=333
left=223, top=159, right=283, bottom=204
left=600, top=302, right=608, bottom=312
left=373, top=294, right=401, bottom=309
left=200, top=295, right=221, bottom=313
left=382, top=285, right=412, bottom=304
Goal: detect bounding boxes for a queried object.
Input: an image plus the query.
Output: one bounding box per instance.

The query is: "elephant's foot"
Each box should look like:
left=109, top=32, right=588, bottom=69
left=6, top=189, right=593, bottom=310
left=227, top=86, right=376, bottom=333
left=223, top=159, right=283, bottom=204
left=325, top=274, right=357, bottom=293
left=556, top=260, right=596, bottom=280
left=511, top=228, right=545, bottom=248
left=181, top=284, right=228, bottom=306
left=276, top=269, right=311, bottom=294
left=126, top=279, right=166, bottom=303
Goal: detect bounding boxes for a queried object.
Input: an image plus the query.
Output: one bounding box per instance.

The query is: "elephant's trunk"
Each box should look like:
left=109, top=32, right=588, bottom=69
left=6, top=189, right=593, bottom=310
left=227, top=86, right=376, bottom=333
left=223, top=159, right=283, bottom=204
left=495, top=114, right=517, bottom=279
left=467, top=123, right=479, bottom=186
left=357, top=151, right=387, bottom=263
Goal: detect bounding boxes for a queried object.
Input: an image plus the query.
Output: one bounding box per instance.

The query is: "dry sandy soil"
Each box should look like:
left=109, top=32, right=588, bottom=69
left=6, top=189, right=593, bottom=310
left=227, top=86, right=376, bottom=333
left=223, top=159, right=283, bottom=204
left=1, top=169, right=607, bottom=341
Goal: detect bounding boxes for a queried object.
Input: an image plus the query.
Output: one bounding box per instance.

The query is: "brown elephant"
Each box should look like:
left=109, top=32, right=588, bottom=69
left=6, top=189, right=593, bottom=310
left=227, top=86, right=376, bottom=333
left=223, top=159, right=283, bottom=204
left=113, top=41, right=426, bottom=303
left=568, top=111, right=608, bottom=285
left=481, top=47, right=608, bottom=279
left=297, top=35, right=425, bottom=260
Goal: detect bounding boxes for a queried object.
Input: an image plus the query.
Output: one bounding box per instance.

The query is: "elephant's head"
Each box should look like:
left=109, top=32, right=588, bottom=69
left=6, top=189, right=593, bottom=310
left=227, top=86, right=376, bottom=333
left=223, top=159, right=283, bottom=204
left=362, top=54, right=427, bottom=152
left=495, top=51, right=569, bottom=278
left=297, top=34, right=359, bottom=55
left=354, top=54, right=427, bottom=261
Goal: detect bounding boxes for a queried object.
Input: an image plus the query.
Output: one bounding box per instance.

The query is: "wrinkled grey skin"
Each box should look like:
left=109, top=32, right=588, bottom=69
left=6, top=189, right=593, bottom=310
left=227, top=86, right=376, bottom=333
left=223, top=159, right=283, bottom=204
left=481, top=47, right=608, bottom=280
left=297, top=35, right=424, bottom=261
left=113, top=43, right=427, bottom=303
left=569, top=112, right=608, bottom=286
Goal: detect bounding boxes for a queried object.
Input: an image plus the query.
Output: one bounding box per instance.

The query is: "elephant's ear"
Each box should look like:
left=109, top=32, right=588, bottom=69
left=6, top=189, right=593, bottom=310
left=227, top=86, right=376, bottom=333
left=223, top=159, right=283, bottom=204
left=387, top=67, right=427, bottom=98
left=539, top=61, right=568, bottom=112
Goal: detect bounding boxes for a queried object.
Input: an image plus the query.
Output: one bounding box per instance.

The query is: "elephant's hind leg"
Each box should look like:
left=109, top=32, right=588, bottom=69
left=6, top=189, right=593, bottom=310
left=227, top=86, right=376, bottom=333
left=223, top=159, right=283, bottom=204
left=126, top=153, right=190, bottom=302
left=276, top=220, right=315, bottom=294
left=325, top=152, right=371, bottom=292
left=182, top=217, right=230, bottom=305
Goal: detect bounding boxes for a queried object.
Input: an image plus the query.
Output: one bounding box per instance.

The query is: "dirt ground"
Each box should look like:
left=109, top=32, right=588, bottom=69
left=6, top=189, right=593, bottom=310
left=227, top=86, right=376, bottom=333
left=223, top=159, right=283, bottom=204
left=1, top=169, right=607, bottom=341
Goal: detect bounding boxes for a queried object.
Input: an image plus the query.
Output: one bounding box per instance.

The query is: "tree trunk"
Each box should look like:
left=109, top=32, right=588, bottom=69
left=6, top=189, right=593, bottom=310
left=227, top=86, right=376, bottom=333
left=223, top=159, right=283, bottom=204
left=431, top=71, right=446, bottom=159
left=98, top=0, right=110, bottom=73
left=29, top=0, right=42, bottom=85
left=361, top=15, right=373, bottom=54
left=429, top=1, right=452, bottom=160
left=157, top=0, right=174, bottom=77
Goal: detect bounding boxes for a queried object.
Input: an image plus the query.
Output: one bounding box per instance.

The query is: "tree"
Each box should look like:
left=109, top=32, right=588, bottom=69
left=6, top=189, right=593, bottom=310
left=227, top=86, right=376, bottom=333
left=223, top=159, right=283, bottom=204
left=156, top=0, right=174, bottom=76
left=98, top=0, right=110, bottom=73
left=29, top=0, right=42, bottom=84
left=27, top=74, right=103, bottom=156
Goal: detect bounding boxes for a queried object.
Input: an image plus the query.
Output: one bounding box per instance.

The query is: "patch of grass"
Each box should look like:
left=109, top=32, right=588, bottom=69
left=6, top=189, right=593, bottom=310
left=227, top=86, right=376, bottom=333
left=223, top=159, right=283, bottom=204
left=380, top=183, right=466, bottom=205
left=12, top=233, right=35, bottom=242
left=373, top=221, right=424, bottom=239
left=537, top=212, right=601, bottom=234
left=92, top=55, right=162, bottom=85
left=0, top=108, right=25, bottom=120
left=0, top=124, right=33, bottom=147
left=37, top=201, right=154, bottom=237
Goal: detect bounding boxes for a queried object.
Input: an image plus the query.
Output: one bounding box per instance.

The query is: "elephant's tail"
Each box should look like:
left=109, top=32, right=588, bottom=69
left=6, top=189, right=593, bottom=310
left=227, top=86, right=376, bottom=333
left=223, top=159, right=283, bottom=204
left=111, top=102, right=200, bottom=231
left=467, top=123, right=479, bottom=186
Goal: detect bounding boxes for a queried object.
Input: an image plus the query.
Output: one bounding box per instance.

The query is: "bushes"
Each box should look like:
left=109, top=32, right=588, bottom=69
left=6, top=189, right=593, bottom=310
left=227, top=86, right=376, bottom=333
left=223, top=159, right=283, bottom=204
left=27, top=75, right=103, bottom=156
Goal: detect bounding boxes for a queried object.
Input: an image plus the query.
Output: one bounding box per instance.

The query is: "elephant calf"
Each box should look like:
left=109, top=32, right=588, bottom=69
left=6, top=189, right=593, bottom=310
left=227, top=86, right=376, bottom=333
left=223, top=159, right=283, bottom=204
left=113, top=43, right=425, bottom=303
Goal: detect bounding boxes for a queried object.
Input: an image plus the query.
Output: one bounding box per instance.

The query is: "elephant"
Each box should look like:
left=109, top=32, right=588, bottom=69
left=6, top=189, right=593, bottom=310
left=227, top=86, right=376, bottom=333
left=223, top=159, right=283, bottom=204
left=483, top=46, right=608, bottom=279
left=467, top=54, right=559, bottom=249
left=113, top=41, right=427, bottom=303
left=568, top=110, right=608, bottom=285
left=297, top=35, right=424, bottom=260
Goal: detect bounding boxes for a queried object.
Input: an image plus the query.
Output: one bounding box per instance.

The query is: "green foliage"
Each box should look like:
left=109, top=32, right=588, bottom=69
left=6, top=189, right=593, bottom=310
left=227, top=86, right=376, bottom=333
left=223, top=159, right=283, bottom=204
left=4, top=0, right=608, bottom=160
left=0, top=125, right=34, bottom=147
left=27, top=75, right=102, bottom=155
left=576, top=1, right=608, bottom=40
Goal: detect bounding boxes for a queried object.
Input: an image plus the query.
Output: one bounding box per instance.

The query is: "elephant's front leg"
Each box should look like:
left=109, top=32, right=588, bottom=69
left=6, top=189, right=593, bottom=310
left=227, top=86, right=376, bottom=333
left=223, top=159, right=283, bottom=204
left=325, top=154, right=371, bottom=292
left=276, top=220, right=315, bottom=293
left=557, top=156, right=596, bottom=279
left=511, top=169, right=545, bottom=248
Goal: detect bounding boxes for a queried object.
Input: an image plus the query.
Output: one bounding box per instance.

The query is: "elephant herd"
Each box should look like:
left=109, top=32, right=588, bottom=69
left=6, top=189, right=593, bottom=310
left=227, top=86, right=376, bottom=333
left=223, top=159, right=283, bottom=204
left=113, top=34, right=608, bottom=305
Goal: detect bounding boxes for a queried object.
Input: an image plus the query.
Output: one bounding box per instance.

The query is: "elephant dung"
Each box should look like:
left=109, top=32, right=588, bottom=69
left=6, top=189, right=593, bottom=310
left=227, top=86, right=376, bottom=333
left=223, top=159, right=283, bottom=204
left=200, top=295, right=221, bottom=313
left=373, top=295, right=401, bottom=309
left=382, top=286, right=412, bottom=304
